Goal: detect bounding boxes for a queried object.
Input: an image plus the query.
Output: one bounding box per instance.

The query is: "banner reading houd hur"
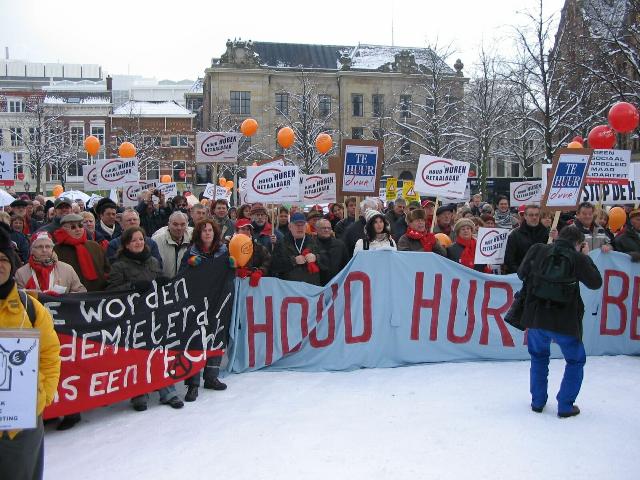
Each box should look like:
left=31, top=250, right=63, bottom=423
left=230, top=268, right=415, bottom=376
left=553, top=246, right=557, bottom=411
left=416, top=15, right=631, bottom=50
left=510, top=181, right=542, bottom=207
left=42, top=256, right=235, bottom=418
left=196, top=132, right=241, bottom=163
left=474, top=227, right=510, bottom=264
left=301, top=174, right=336, bottom=203
left=93, top=158, right=139, bottom=189
left=414, top=155, right=469, bottom=198
left=246, top=165, right=300, bottom=203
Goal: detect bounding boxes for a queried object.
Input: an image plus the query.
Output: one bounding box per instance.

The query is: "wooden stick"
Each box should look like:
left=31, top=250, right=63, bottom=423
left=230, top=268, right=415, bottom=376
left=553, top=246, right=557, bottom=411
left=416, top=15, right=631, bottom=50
left=547, top=210, right=561, bottom=244
left=430, top=197, right=440, bottom=233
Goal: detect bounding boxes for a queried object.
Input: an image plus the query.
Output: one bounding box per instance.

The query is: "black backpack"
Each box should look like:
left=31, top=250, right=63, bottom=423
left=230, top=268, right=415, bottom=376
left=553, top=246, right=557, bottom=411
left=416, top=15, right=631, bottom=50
left=18, top=290, right=37, bottom=326
left=531, top=246, right=578, bottom=305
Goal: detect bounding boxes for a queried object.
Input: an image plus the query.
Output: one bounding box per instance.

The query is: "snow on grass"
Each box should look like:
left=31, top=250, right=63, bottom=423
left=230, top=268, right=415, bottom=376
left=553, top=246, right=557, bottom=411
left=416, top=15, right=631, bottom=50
left=45, top=356, right=639, bottom=480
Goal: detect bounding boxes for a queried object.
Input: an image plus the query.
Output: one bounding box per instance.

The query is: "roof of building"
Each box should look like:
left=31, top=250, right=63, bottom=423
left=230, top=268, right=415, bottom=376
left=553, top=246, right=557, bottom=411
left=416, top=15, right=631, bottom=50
left=112, top=100, right=194, bottom=117
left=44, top=95, right=111, bottom=105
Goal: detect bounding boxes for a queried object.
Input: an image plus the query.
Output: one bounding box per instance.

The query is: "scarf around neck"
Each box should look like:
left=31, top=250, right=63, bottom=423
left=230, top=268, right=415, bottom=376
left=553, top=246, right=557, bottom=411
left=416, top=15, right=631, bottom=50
left=100, top=220, right=115, bottom=237
left=26, top=255, right=56, bottom=291
left=406, top=228, right=437, bottom=252
left=456, top=236, right=477, bottom=269
left=53, top=228, right=98, bottom=281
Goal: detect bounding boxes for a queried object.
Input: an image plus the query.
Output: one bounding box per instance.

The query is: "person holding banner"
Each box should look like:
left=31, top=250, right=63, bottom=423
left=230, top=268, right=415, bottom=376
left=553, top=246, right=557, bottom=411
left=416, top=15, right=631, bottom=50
left=271, top=212, right=326, bottom=286
left=354, top=210, right=397, bottom=253
left=0, top=227, right=61, bottom=480
left=179, top=219, right=229, bottom=401
left=446, top=219, right=490, bottom=273
left=503, top=205, right=551, bottom=275
left=234, top=219, right=272, bottom=283
left=397, top=209, right=446, bottom=255
left=315, top=219, right=349, bottom=285
left=517, top=226, right=602, bottom=418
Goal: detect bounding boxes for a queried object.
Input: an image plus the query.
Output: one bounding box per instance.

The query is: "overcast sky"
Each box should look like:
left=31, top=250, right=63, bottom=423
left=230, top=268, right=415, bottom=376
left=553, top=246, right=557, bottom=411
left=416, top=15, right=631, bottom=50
left=0, top=0, right=565, bottom=81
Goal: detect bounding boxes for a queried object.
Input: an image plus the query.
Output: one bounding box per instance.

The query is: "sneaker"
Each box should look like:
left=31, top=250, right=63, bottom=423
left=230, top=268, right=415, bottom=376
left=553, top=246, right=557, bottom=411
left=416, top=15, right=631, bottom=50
left=204, top=378, right=227, bottom=391
left=185, top=385, right=199, bottom=402
left=531, top=405, right=544, bottom=413
left=558, top=405, right=580, bottom=418
left=133, top=402, right=148, bottom=412
left=56, top=414, right=81, bottom=431
left=164, top=396, right=184, bottom=409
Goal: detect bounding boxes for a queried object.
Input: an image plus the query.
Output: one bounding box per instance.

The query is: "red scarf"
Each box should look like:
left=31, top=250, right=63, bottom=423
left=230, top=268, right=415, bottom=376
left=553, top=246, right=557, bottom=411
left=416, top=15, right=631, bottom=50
left=25, top=256, right=55, bottom=291
left=53, top=228, right=98, bottom=281
left=302, top=248, right=319, bottom=274
left=406, top=228, right=437, bottom=252
left=456, top=237, right=490, bottom=273
left=22, top=216, right=32, bottom=235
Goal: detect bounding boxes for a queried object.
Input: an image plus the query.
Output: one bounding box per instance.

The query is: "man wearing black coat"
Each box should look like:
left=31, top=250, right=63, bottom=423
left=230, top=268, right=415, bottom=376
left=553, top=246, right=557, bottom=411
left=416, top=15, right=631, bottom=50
left=95, top=198, right=123, bottom=242
left=613, top=208, right=640, bottom=261
left=315, top=219, right=349, bottom=285
left=518, top=226, right=602, bottom=418
left=503, top=205, right=550, bottom=274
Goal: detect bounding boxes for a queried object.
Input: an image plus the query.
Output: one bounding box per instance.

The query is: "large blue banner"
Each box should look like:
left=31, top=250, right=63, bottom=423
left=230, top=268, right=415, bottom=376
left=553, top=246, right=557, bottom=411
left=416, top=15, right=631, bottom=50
left=226, top=251, right=640, bottom=373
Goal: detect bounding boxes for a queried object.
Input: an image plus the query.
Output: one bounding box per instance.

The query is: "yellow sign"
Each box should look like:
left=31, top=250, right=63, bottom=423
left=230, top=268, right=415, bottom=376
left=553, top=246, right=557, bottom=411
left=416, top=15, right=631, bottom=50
left=386, top=177, right=398, bottom=201
left=402, top=180, right=420, bottom=202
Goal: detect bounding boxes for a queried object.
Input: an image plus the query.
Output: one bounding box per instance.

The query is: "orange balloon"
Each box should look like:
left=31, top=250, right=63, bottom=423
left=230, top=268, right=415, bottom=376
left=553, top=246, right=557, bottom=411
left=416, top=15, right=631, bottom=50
left=84, top=135, right=100, bottom=156
left=52, top=185, right=64, bottom=198
left=119, top=141, right=136, bottom=158
left=226, top=181, right=234, bottom=189
left=315, top=133, right=333, bottom=154
left=277, top=127, right=295, bottom=149
left=219, top=177, right=227, bottom=187
left=160, top=175, right=172, bottom=183
left=240, top=118, right=258, bottom=137
left=567, top=141, right=583, bottom=149
left=200, top=199, right=209, bottom=205
left=229, top=233, right=253, bottom=268
left=434, top=233, right=452, bottom=247
left=608, top=207, right=627, bottom=232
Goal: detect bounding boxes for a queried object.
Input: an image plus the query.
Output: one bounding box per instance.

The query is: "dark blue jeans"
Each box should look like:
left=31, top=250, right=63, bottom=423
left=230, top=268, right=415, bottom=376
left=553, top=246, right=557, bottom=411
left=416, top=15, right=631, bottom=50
left=528, top=328, right=586, bottom=414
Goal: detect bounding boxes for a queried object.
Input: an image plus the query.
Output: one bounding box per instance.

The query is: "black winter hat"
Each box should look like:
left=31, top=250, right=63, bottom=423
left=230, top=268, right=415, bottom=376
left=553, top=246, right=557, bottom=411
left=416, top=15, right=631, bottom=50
left=95, top=198, right=118, bottom=215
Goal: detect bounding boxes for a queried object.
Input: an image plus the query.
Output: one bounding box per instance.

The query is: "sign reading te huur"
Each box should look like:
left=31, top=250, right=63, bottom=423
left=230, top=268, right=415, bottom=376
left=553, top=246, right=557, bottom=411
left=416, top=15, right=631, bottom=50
left=246, top=165, right=300, bottom=203
left=542, top=149, right=593, bottom=209
left=340, top=140, right=383, bottom=195
left=93, top=158, right=140, bottom=189
left=414, top=155, right=469, bottom=198
left=196, top=132, right=241, bottom=163
left=0, top=329, right=40, bottom=431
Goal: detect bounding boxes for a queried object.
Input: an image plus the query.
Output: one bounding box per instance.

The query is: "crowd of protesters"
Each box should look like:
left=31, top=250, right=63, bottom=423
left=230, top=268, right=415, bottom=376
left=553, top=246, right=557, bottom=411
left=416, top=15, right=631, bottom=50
left=0, top=190, right=638, bottom=426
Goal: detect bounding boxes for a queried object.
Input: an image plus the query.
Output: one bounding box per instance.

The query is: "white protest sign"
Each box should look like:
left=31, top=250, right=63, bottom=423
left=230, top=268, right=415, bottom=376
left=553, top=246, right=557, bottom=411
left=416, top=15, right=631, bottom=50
left=156, top=182, right=178, bottom=199
left=474, top=227, right=510, bottom=265
left=246, top=165, right=300, bottom=203
left=301, top=174, right=336, bottom=203
left=123, top=180, right=158, bottom=207
left=342, top=144, right=380, bottom=194
left=238, top=178, right=249, bottom=205
left=581, top=163, right=640, bottom=205
left=544, top=153, right=590, bottom=208
left=441, top=184, right=471, bottom=204
left=379, top=187, right=386, bottom=203
left=94, top=158, right=139, bottom=189
left=202, top=183, right=216, bottom=199
left=196, top=132, right=241, bottom=163
left=0, top=151, right=15, bottom=185
left=0, top=329, right=40, bottom=430
left=510, top=181, right=543, bottom=207
left=214, top=186, right=231, bottom=202
left=82, top=164, right=101, bottom=192
left=585, top=149, right=631, bottom=185
left=415, top=155, right=469, bottom=198
left=86, top=193, right=103, bottom=209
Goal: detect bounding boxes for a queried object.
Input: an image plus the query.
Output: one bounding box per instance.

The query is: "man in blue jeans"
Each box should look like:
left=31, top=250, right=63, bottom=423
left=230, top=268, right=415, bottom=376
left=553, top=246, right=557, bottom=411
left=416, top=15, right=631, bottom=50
left=517, top=225, right=602, bottom=418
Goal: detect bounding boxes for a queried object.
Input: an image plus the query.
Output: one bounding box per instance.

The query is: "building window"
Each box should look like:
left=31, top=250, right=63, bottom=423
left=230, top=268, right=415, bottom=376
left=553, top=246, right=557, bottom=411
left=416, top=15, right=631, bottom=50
left=70, top=125, right=84, bottom=146
left=170, top=135, right=189, bottom=147
left=196, top=164, right=212, bottom=184
left=14, top=153, right=24, bottom=176
left=372, top=94, right=384, bottom=117
left=319, top=95, right=331, bottom=117
left=400, top=128, right=411, bottom=155
left=144, top=135, right=161, bottom=147
left=352, top=94, right=363, bottom=117
left=230, top=91, right=251, bottom=115
left=8, top=100, right=23, bottom=113
left=91, top=125, right=105, bottom=145
left=0, top=129, right=3, bottom=146
left=10, top=128, right=22, bottom=146
left=172, top=160, right=186, bottom=182
left=373, top=128, right=384, bottom=141
left=497, top=160, right=505, bottom=177
left=352, top=127, right=364, bottom=139
left=511, top=162, right=520, bottom=177
left=28, top=127, right=41, bottom=143
left=141, top=160, right=159, bottom=181
left=275, top=93, right=289, bottom=116
left=400, top=95, right=412, bottom=118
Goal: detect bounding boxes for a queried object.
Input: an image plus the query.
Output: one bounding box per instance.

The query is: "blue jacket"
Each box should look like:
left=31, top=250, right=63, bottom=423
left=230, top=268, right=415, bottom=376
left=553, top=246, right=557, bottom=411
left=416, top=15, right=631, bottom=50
left=106, top=236, right=163, bottom=269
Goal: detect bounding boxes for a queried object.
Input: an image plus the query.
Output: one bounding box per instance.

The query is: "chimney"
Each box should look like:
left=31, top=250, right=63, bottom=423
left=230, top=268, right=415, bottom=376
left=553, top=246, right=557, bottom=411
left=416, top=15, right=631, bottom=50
left=106, top=75, right=112, bottom=91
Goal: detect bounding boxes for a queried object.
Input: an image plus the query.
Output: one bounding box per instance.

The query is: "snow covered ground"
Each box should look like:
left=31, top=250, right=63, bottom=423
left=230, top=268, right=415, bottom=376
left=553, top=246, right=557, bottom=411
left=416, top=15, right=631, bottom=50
left=45, top=356, right=639, bottom=480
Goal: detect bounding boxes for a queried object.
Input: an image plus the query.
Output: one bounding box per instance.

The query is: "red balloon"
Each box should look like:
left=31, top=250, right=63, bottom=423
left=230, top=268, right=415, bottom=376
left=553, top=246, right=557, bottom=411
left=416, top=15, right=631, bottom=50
left=587, top=125, right=616, bottom=149
left=17, top=172, right=25, bottom=181
left=608, top=102, right=639, bottom=134
left=179, top=170, right=186, bottom=179
left=571, top=136, right=584, bottom=145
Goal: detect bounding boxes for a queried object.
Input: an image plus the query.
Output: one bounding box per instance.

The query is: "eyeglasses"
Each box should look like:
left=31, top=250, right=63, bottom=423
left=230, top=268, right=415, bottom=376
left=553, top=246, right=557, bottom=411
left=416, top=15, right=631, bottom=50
left=64, top=223, right=84, bottom=230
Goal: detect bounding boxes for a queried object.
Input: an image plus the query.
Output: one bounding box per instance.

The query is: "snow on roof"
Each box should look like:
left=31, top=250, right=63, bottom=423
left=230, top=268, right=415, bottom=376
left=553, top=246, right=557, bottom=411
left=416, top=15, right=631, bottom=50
left=44, top=95, right=111, bottom=105
left=583, top=0, right=629, bottom=39
left=348, top=44, right=454, bottom=72
left=112, top=100, right=194, bottom=117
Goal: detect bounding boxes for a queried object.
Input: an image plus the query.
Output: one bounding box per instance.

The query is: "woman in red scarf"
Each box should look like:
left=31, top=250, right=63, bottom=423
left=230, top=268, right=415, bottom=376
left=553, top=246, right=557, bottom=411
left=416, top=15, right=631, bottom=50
left=397, top=208, right=446, bottom=255
left=15, top=232, right=86, bottom=295
left=447, top=218, right=491, bottom=273
left=53, top=214, right=110, bottom=292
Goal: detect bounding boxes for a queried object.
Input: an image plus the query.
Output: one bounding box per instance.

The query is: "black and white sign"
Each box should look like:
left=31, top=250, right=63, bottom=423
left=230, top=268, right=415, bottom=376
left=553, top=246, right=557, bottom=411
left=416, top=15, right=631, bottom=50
left=581, top=163, right=640, bottom=205
left=415, top=155, right=469, bottom=198
left=510, top=181, right=543, bottom=206
left=94, top=158, right=140, bottom=189
left=474, top=227, right=510, bottom=264
left=0, top=151, right=15, bottom=186
left=301, top=174, right=336, bottom=203
left=246, top=165, right=300, bottom=203
left=196, top=132, right=241, bottom=163
left=585, top=149, right=631, bottom=185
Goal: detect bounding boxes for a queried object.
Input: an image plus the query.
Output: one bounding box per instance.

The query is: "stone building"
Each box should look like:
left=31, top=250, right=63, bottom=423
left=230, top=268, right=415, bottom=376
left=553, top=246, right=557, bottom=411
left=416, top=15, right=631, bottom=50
left=202, top=40, right=467, bottom=181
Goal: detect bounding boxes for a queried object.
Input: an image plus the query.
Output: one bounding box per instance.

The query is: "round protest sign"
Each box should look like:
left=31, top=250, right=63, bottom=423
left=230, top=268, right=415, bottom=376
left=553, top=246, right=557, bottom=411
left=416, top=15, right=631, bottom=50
left=86, top=166, right=98, bottom=187
left=421, top=159, right=454, bottom=187
left=252, top=168, right=287, bottom=196
left=200, top=133, right=234, bottom=159
left=478, top=229, right=509, bottom=258
left=100, top=159, right=136, bottom=184
left=513, top=183, right=539, bottom=203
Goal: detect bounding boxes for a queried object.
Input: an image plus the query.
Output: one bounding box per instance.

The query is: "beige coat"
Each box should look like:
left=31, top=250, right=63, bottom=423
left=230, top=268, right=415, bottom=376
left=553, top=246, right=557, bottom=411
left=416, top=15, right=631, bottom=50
left=152, top=227, right=193, bottom=278
left=15, top=260, right=87, bottom=293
